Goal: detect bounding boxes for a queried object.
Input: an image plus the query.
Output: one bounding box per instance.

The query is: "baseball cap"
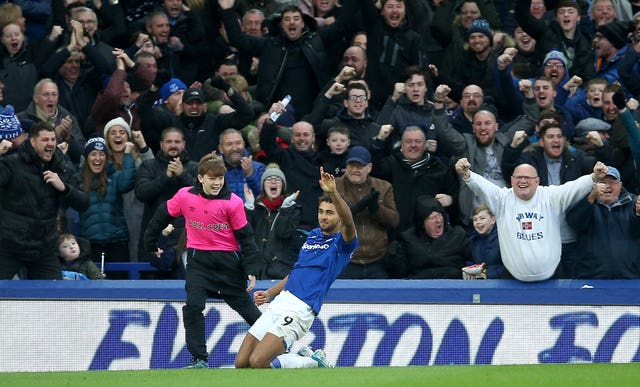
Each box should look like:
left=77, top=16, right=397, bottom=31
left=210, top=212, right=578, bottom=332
left=182, top=88, right=205, bottom=103
left=605, top=166, right=620, bottom=180
left=346, top=146, right=371, bottom=165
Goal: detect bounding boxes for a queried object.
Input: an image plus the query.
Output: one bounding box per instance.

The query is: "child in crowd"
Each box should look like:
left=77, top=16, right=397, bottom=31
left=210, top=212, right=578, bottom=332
left=58, top=233, right=105, bottom=280
left=465, top=204, right=504, bottom=279
left=319, top=126, right=350, bottom=176
left=565, top=78, right=608, bottom=124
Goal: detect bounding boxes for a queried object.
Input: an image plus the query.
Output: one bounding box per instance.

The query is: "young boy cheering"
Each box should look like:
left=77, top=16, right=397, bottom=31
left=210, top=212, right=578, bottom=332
left=234, top=167, right=358, bottom=369
left=144, top=153, right=262, bottom=368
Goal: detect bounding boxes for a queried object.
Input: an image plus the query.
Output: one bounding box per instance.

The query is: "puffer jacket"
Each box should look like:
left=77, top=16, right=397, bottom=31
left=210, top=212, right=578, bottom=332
left=79, top=153, right=135, bottom=243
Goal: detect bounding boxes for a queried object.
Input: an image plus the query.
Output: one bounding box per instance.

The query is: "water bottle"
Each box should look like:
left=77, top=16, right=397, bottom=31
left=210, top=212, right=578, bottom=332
left=269, top=95, right=291, bottom=122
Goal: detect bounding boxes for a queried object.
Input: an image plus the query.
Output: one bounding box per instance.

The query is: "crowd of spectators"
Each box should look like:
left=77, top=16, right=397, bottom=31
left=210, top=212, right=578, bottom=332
left=0, top=0, right=639, bottom=281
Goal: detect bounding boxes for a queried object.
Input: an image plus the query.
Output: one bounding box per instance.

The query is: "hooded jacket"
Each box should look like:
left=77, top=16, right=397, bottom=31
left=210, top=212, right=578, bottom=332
left=386, top=196, right=470, bottom=279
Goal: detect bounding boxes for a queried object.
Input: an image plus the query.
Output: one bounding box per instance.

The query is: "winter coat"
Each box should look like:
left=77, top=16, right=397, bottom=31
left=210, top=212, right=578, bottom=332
left=0, top=39, right=57, bottom=112
left=469, top=226, right=504, bottom=279
left=79, top=154, right=135, bottom=244
left=360, top=1, right=428, bottom=109
left=224, top=155, right=266, bottom=201
left=59, top=245, right=105, bottom=280
left=220, top=1, right=358, bottom=115
left=259, top=121, right=323, bottom=228
left=433, top=108, right=512, bottom=225
left=515, top=0, right=595, bottom=82
left=387, top=225, right=470, bottom=279
left=371, top=149, right=459, bottom=232
left=246, top=200, right=303, bottom=279
left=336, top=175, right=399, bottom=265
left=18, top=100, right=85, bottom=163
left=0, top=141, right=89, bottom=258
left=318, top=108, right=380, bottom=152
left=376, top=95, right=438, bottom=148
left=135, top=150, right=199, bottom=242
left=566, top=190, right=640, bottom=278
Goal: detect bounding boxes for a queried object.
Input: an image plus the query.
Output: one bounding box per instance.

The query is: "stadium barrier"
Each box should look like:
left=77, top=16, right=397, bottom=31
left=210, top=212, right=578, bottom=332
left=1, top=279, right=639, bottom=371
left=98, top=262, right=158, bottom=279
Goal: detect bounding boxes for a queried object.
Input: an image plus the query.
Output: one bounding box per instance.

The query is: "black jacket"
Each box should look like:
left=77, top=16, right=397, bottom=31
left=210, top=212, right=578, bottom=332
left=0, top=141, right=89, bottom=258
left=360, top=0, right=428, bottom=110
left=387, top=225, right=470, bottom=279
left=371, top=149, right=459, bottom=232
left=220, top=0, right=358, bottom=116
left=246, top=200, right=303, bottom=279
left=259, top=122, right=322, bottom=228
left=135, top=150, right=198, bottom=244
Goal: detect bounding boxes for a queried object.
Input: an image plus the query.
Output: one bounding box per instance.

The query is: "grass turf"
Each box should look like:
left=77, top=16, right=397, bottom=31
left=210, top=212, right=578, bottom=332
left=1, top=364, right=639, bottom=387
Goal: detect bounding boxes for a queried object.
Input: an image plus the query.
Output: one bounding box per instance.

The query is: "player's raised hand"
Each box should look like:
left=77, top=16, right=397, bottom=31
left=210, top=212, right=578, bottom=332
left=319, top=167, right=336, bottom=193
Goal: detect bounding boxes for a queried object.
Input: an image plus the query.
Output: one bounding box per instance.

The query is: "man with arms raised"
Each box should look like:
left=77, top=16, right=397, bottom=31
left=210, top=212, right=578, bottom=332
left=455, top=157, right=608, bottom=281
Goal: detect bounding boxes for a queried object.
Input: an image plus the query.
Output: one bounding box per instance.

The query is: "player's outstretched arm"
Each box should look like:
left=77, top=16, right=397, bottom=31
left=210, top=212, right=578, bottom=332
left=319, top=167, right=356, bottom=242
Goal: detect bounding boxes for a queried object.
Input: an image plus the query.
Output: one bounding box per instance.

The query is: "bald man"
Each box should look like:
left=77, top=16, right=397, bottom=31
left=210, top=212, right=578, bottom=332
left=455, top=159, right=608, bottom=282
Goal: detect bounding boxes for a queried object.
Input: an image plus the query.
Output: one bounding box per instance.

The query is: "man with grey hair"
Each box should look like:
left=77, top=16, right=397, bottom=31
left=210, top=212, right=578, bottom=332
left=18, top=78, right=84, bottom=164
left=219, top=128, right=265, bottom=200
left=371, top=124, right=459, bottom=233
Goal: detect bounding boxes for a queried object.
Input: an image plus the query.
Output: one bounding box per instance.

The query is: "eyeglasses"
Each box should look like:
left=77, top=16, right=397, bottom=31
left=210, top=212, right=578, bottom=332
left=462, top=92, right=483, bottom=99
left=264, top=177, right=282, bottom=183
left=545, top=62, right=565, bottom=69
left=512, top=176, right=539, bottom=181
left=348, top=95, right=367, bottom=101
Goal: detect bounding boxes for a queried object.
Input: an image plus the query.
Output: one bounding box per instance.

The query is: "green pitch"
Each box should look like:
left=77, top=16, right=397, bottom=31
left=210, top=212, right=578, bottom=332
left=1, top=364, right=638, bottom=387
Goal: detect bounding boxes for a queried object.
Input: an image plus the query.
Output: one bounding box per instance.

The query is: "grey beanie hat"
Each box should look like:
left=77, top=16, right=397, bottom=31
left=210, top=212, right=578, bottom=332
left=261, top=167, right=287, bottom=191
left=103, top=117, right=132, bottom=138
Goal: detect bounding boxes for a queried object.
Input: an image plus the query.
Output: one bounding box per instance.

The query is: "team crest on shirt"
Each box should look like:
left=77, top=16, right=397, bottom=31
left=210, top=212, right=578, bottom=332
left=515, top=212, right=544, bottom=241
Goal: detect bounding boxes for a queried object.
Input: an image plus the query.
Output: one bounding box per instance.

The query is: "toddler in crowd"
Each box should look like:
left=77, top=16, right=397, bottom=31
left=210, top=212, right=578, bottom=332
left=58, top=234, right=105, bottom=280
left=319, top=126, right=350, bottom=176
